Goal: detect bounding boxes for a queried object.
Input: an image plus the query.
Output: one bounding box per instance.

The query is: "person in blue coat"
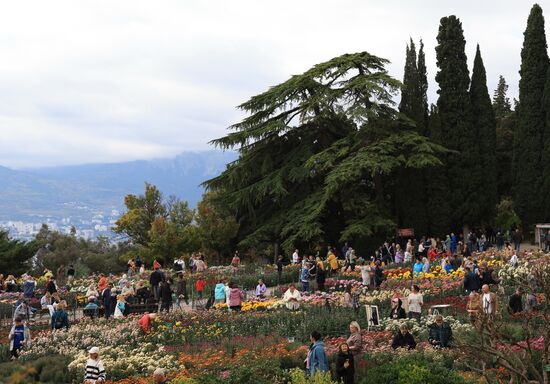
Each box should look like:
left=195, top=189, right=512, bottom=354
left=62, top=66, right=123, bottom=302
left=307, top=331, right=328, bottom=375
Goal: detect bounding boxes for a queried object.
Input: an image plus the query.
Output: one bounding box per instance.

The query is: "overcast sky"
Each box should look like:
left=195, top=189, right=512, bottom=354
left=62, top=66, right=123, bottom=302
left=0, top=0, right=536, bottom=168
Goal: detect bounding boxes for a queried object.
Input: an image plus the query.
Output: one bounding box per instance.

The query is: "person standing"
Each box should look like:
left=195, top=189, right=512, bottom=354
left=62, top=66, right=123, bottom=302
left=149, top=267, right=164, bottom=301
left=335, top=343, right=355, bottom=384
left=389, top=298, right=406, bottom=319
left=463, top=267, right=481, bottom=294
left=195, top=275, right=205, bottom=300
left=545, top=230, right=550, bottom=252
left=23, top=275, right=36, bottom=299
left=481, top=284, right=498, bottom=317
left=496, top=232, right=505, bottom=251
left=316, top=257, right=326, bottom=291
left=176, top=274, right=189, bottom=307
left=292, top=249, right=300, bottom=264
left=97, top=274, right=107, bottom=294
left=306, top=331, right=328, bottom=375
left=66, top=264, right=76, bottom=282
left=276, top=255, right=284, bottom=284
left=300, top=263, right=310, bottom=292
left=407, top=285, right=423, bottom=320
left=84, top=347, right=106, bottom=383
left=173, top=256, right=185, bottom=276
left=346, top=321, right=363, bottom=360
left=9, top=316, right=30, bottom=359
left=228, top=283, right=244, bottom=311
left=214, top=280, right=226, bottom=304
left=160, top=279, right=173, bottom=312
left=102, top=283, right=114, bottom=319
left=512, top=229, right=522, bottom=251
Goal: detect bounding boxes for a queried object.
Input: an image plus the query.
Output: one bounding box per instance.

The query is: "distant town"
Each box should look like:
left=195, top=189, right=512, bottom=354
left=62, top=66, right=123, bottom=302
left=0, top=208, right=123, bottom=241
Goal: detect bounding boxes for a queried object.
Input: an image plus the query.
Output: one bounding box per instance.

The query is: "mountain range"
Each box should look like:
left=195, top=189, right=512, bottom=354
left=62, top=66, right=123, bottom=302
left=0, top=151, right=236, bottom=222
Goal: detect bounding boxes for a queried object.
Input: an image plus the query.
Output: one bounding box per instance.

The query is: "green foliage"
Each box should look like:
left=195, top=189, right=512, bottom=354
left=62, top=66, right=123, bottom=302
left=195, top=192, right=239, bottom=263
left=32, top=226, right=128, bottom=274
left=436, top=15, right=482, bottom=229
left=114, top=183, right=198, bottom=264
left=493, top=75, right=512, bottom=119
left=396, top=39, right=430, bottom=236
left=513, top=4, right=548, bottom=227
left=361, top=353, right=471, bottom=384
left=470, top=45, right=498, bottom=222
left=493, top=77, right=516, bottom=200
left=205, top=51, right=446, bottom=251
left=0, top=230, right=37, bottom=276
left=114, top=182, right=166, bottom=245
left=425, top=105, right=451, bottom=235
left=0, top=354, right=72, bottom=384
left=288, top=368, right=338, bottom=384
left=494, top=197, right=521, bottom=231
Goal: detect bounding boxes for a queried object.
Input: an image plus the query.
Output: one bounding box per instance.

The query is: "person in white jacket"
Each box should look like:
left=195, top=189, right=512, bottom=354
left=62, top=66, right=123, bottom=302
left=283, top=284, right=302, bottom=310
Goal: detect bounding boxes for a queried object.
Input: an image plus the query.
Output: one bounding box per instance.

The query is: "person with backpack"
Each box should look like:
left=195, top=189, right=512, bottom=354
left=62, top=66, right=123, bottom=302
left=9, top=316, right=30, bottom=359
left=51, top=304, right=69, bottom=332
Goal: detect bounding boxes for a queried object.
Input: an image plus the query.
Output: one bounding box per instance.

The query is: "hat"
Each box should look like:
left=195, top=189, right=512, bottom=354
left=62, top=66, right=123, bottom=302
left=153, top=368, right=165, bottom=376
left=88, top=347, right=100, bottom=354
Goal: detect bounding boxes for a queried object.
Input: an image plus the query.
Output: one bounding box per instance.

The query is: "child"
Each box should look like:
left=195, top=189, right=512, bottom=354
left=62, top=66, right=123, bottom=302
left=195, top=275, right=205, bottom=300
left=9, top=316, right=30, bottom=359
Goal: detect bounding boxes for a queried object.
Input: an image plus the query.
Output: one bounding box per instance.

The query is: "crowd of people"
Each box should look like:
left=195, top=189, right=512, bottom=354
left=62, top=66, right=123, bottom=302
left=1, top=225, right=539, bottom=383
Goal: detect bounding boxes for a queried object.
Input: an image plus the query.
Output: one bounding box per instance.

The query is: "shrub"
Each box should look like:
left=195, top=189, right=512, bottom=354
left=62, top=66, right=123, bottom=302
left=361, top=353, right=472, bottom=384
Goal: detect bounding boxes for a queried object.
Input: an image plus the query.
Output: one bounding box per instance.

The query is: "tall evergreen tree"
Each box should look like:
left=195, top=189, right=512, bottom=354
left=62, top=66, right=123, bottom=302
left=492, top=75, right=512, bottom=118
left=435, top=15, right=481, bottom=230
left=396, top=39, right=430, bottom=236
left=513, top=4, right=548, bottom=228
left=417, top=40, right=429, bottom=136
left=426, top=105, right=451, bottom=235
left=493, top=76, right=516, bottom=200
left=205, top=52, right=447, bottom=251
left=470, top=45, right=498, bottom=222
left=541, top=65, right=550, bottom=220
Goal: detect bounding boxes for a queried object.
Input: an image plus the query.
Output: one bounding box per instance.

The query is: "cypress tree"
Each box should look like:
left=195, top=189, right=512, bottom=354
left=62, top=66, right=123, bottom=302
left=493, top=76, right=516, bottom=200
left=426, top=105, right=451, bottom=235
left=493, top=75, right=512, bottom=118
left=514, top=4, right=548, bottom=227
left=417, top=40, right=429, bottom=136
left=435, top=15, right=480, bottom=230
left=397, top=40, right=429, bottom=236
left=400, top=39, right=431, bottom=236
left=470, top=45, right=498, bottom=222
left=542, top=65, right=550, bottom=220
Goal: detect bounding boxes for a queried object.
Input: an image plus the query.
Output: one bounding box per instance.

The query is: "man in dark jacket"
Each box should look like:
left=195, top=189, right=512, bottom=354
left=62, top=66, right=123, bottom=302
left=428, top=315, right=453, bottom=348
left=391, top=324, right=416, bottom=350
left=149, top=268, right=164, bottom=301
left=463, top=267, right=481, bottom=293
left=102, top=283, right=113, bottom=318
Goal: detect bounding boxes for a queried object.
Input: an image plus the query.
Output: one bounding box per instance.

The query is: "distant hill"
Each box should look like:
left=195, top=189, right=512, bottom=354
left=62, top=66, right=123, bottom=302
left=0, top=151, right=236, bottom=222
